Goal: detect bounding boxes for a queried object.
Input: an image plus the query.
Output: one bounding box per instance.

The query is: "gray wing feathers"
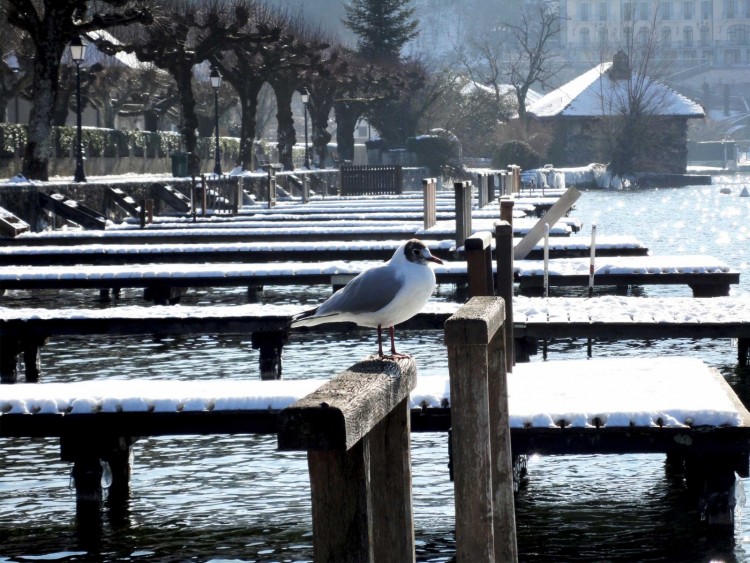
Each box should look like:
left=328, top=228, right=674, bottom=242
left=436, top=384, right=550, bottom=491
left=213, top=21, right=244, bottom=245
left=318, top=266, right=403, bottom=316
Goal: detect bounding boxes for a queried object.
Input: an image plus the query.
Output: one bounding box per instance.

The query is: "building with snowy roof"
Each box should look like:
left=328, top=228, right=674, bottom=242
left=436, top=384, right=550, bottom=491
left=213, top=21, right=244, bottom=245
left=527, top=51, right=705, bottom=174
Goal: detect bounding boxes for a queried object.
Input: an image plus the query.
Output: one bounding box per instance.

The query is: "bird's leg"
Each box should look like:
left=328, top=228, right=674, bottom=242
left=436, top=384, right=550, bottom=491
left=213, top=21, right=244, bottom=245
left=386, top=326, right=412, bottom=359
left=377, top=325, right=385, bottom=357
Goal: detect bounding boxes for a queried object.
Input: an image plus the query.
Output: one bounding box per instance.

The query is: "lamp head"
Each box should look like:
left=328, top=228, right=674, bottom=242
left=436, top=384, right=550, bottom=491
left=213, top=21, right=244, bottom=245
left=210, top=67, right=222, bottom=90
left=69, top=36, right=86, bottom=63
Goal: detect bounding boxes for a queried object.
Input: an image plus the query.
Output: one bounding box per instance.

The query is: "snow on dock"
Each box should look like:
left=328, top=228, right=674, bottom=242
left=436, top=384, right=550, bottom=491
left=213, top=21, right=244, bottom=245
left=0, top=357, right=742, bottom=430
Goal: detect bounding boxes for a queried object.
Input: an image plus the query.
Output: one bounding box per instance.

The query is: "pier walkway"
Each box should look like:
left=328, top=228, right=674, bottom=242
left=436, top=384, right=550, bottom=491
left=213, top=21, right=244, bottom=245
left=2, top=295, right=748, bottom=382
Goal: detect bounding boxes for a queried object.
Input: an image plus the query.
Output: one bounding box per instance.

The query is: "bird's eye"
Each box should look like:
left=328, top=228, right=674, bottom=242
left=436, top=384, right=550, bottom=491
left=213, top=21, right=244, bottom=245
left=412, top=248, right=420, bottom=255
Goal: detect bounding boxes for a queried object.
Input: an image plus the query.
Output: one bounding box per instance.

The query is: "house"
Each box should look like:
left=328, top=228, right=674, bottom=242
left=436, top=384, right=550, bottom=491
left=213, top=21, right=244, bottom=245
left=527, top=51, right=705, bottom=174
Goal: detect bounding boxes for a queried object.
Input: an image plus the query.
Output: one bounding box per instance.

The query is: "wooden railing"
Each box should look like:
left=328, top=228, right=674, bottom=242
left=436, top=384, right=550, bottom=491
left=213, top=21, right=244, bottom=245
left=339, top=164, right=403, bottom=195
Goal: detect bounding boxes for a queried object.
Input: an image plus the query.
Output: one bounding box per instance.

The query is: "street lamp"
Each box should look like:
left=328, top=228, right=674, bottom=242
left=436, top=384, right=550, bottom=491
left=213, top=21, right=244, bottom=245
left=69, top=36, right=86, bottom=182
left=301, top=88, right=310, bottom=169
left=210, top=66, right=222, bottom=175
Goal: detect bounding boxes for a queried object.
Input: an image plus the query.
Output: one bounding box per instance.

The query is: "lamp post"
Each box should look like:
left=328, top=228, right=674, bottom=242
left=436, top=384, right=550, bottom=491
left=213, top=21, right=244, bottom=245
left=210, top=66, right=222, bottom=176
left=301, top=88, right=310, bottom=169
left=69, top=37, right=87, bottom=182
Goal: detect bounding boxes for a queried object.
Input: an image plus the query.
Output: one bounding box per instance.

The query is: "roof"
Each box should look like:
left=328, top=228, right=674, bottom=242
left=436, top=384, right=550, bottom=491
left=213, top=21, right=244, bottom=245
left=527, top=61, right=705, bottom=119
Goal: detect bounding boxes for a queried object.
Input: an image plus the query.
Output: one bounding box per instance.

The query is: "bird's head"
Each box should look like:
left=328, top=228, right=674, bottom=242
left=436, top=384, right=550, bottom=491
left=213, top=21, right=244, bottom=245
left=403, top=239, right=443, bottom=265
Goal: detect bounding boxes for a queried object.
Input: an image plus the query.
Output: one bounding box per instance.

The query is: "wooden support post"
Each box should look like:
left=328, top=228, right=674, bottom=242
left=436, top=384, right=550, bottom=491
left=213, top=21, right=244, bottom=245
left=739, top=338, right=749, bottom=367
left=267, top=165, right=277, bottom=208
left=454, top=181, right=473, bottom=250
left=251, top=331, right=288, bottom=380
left=500, top=197, right=514, bottom=224
left=143, top=286, right=189, bottom=305
left=685, top=455, right=745, bottom=526
left=278, top=357, right=417, bottom=563
left=445, top=297, right=517, bottom=562
left=201, top=174, right=208, bottom=217
left=303, top=175, right=310, bottom=204
left=422, top=178, right=437, bottom=229
left=477, top=173, right=489, bottom=208
left=0, top=337, right=20, bottom=383
left=22, top=341, right=42, bottom=382
left=465, top=232, right=494, bottom=297
left=145, top=198, right=154, bottom=224
left=495, top=221, right=515, bottom=372
left=487, top=174, right=496, bottom=203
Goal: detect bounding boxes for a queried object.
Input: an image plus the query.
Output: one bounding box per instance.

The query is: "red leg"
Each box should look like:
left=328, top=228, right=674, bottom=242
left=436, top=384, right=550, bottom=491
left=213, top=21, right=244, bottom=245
left=377, top=325, right=384, bottom=357
left=389, top=326, right=397, bottom=355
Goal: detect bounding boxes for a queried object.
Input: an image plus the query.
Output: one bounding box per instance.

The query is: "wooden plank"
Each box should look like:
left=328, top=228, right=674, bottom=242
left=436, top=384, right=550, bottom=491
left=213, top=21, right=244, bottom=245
left=0, top=207, right=30, bottom=237
left=150, top=183, right=191, bottom=213
left=513, top=186, right=581, bottom=260
left=38, top=193, right=106, bottom=230
left=277, top=356, right=417, bottom=451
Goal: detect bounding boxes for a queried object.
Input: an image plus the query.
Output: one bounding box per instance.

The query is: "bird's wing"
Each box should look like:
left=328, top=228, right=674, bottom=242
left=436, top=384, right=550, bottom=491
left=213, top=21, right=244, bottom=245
left=317, top=265, right=403, bottom=316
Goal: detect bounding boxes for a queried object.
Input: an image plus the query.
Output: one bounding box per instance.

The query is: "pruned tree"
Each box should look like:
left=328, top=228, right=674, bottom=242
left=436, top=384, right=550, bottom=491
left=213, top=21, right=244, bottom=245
left=0, top=7, right=33, bottom=123
left=95, top=0, right=276, bottom=176
left=342, top=0, right=418, bottom=63
left=111, top=68, right=178, bottom=131
left=5, top=0, right=151, bottom=180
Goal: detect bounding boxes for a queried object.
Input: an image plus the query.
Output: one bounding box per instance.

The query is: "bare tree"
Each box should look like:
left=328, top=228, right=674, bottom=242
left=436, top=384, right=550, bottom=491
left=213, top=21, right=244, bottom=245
left=0, top=8, right=33, bottom=124
left=6, top=0, right=150, bottom=180
left=505, top=0, right=564, bottom=123
left=599, top=1, right=681, bottom=175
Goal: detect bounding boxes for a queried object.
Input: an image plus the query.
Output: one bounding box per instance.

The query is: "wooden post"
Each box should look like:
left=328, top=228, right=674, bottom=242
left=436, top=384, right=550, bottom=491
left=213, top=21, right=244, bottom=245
left=477, top=173, right=489, bottom=208
left=500, top=197, right=514, bottom=224
left=303, top=175, right=310, bottom=204
left=267, top=165, right=277, bottom=208
left=250, top=331, right=288, bottom=380
left=465, top=231, right=494, bottom=297
left=495, top=220, right=515, bottom=373
left=201, top=174, right=208, bottom=216
left=445, top=297, right=517, bottom=562
left=454, top=181, right=473, bottom=250
left=145, top=198, right=154, bottom=224
left=278, top=357, right=417, bottom=563
left=487, top=174, right=496, bottom=203
left=422, top=178, right=437, bottom=229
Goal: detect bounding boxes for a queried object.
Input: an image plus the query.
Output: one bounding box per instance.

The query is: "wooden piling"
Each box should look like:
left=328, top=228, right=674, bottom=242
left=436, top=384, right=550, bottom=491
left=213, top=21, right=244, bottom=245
left=445, top=297, right=517, bottom=562
left=465, top=232, right=494, bottom=297
left=278, top=357, right=417, bottom=563
left=422, top=178, right=437, bottom=229
left=454, top=181, right=473, bottom=250
left=495, top=220, right=515, bottom=373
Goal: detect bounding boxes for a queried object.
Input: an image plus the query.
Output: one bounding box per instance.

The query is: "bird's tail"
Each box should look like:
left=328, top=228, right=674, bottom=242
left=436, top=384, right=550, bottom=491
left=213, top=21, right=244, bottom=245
left=290, top=308, right=318, bottom=328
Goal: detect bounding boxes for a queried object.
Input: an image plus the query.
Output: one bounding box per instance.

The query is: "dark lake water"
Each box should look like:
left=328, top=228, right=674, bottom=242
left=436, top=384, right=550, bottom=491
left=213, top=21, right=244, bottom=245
left=1, top=178, right=750, bottom=562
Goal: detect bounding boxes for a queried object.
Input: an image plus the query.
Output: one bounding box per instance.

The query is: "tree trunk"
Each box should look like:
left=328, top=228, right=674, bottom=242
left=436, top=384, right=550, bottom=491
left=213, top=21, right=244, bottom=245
left=334, top=101, right=362, bottom=162
left=310, top=101, right=333, bottom=168
left=237, top=82, right=263, bottom=169
left=22, top=42, right=66, bottom=181
left=273, top=83, right=296, bottom=171
left=143, top=110, right=158, bottom=132
left=173, top=63, right=200, bottom=176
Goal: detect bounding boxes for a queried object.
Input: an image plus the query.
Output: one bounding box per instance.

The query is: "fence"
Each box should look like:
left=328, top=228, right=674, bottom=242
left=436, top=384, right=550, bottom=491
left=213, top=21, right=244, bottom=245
left=339, top=164, right=403, bottom=195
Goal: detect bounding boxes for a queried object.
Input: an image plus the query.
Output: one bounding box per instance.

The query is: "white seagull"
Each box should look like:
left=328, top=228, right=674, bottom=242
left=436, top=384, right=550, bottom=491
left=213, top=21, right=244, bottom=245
left=291, top=239, right=444, bottom=358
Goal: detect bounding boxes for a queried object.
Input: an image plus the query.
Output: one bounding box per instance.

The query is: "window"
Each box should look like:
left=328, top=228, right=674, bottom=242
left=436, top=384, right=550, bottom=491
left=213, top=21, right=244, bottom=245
left=638, top=25, right=650, bottom=45
left=638, top=2, right=650, bottom=19
left=580, top=2, right=590, bottom=20
left=701, top=0, right=712, bottom=18
left=725, top=0, right=738, bottom=17
left=683, top=1, right=694, bottom=18
left=598, top=26, right=609, bottom=44
left=743, top=0, right=750, bottom=17
left=623, top=2, right=633, bottom=19
left=728, top=24, right=750, bottom=44
left=684, top=26, right=694, bottom=46
left=580, top=27, right=591, bottom=46
left=598, top=2, right=608, bottom=20
left=662, top=1, right=674, bottom=18
left=661, top=26, right=672, bottom=45
left=700, top=24, right=711, bottom=45
left=725, top=49, right=740, bottom=63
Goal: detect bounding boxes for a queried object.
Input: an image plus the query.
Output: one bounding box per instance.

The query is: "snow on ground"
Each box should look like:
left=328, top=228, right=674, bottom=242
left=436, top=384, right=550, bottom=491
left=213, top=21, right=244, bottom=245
left=0, top=357, right=741, bottom=429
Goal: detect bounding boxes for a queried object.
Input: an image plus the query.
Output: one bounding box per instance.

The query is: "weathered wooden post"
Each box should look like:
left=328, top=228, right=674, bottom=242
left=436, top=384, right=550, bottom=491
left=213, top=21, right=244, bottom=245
left=477, top=173, right=489, bottom=208
left=265, top=164, right=277, bottom=208
left=454, top=181, right=473, bottom=250
left=201, top=174, right=208, bottom=217
left=445, top=297, right=517, bottom=562
left=495, top=218, right=515, bottom=373
left=278, top=357, right=417, bottom=563
left=303, top=174, right=310, bottom=204
left=487, top=174, right=496, bottom=203
left=422, top=178, right=437, bottom=229
left=465, top=232, right=494, bottom=297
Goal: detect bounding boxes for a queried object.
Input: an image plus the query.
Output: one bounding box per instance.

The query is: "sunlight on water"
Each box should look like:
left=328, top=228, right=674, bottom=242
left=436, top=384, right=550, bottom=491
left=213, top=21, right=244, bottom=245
left=1, top=182, right=750, bottom=561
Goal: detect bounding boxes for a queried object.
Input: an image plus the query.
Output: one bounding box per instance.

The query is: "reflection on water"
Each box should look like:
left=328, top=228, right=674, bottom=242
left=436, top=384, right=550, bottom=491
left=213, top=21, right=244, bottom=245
left=1, top=183, right=750, bottom=561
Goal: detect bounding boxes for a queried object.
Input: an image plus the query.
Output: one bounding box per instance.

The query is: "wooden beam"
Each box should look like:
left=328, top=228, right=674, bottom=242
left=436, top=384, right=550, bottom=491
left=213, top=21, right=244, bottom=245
left=513, top=187, right=581, bottom=260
